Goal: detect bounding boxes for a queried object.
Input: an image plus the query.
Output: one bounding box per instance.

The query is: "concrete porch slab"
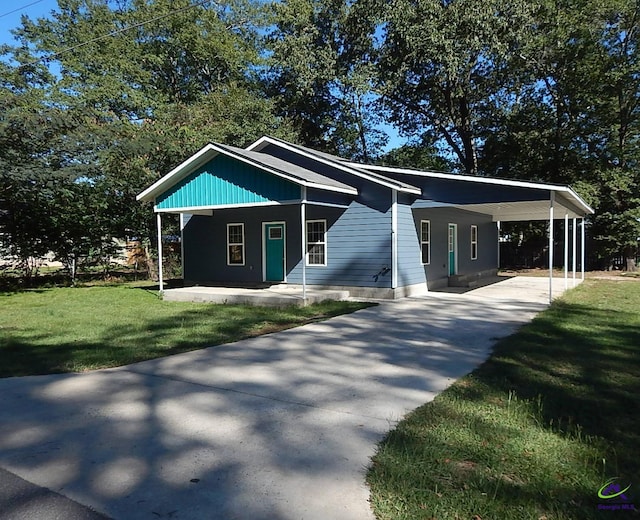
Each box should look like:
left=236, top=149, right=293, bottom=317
left=162, top=285, right=350, bottom=307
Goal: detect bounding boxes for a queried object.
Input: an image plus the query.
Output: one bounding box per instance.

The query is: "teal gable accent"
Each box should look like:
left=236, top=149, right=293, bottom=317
left=156, top=154, right=301, bottom=209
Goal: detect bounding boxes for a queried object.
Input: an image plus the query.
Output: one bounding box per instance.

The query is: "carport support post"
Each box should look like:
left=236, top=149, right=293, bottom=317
left=564, top=213, right=569, bottom=290
left=157, top=212, right=164, bottom=293
left=497, top=221, right=501, bottom=269
left=572, top=217, right=577, bottom=286
left=301, top=187, right=307, bottom=304
left=548, top=192, right=555, bottom=303
left=581, top=217, right=586, bottom=280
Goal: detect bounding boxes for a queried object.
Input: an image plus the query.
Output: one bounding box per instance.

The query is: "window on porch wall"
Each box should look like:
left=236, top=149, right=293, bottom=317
left=227, top=223, right=244, bottom=265
left=421, top=220, right=430, bottom=264
left=471, top=225, right=478, bottom=260
left=306, top=220, right=327, bottom=266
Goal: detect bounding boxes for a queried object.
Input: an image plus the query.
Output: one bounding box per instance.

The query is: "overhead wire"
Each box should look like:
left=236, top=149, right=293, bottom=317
left=0, top=0, right=47, bottom=19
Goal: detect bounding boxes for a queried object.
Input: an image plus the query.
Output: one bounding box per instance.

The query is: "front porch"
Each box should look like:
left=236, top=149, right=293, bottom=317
left=162, top=284, right=350, bottom=307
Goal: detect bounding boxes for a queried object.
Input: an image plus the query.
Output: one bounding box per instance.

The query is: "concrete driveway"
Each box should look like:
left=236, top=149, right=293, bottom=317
left=0, top=277, right=565, bottom=519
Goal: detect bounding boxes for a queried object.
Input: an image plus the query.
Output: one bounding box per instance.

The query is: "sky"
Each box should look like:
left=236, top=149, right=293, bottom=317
left=0, top=0, right=59, bottom=46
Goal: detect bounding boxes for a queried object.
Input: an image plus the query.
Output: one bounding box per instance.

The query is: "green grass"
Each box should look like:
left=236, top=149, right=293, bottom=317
left=368, top=280, right=640, bottom=519
left=0, top=283, right=371, bottom=377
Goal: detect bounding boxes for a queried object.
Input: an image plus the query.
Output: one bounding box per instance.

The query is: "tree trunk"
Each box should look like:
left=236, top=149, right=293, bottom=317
left=145, top=244, right=158, bottom=281
left=624, top=246, right=637, bottom=272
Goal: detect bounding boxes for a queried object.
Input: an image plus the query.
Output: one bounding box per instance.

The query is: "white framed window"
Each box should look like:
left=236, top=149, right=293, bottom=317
left=227, top=223, right=245, bottom=265
left=420, top=220, right=430, bottom=265
left=306, top=219, right=327, bottom=266
left=470, top=225, right=478, bottom=260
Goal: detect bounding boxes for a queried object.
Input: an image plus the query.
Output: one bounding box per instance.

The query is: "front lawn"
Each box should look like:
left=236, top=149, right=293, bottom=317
left=0, top=283, right=370, bottom=377
left=368, top=279, right=640, bottom=519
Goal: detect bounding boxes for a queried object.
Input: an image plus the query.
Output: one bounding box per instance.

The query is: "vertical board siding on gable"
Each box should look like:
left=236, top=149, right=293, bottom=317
left=156, top=154, right=300, bottom=210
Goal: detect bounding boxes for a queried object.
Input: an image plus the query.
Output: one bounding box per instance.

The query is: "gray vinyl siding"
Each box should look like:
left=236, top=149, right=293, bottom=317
left=183, top=190, right=393, bottom=288
left=396, top=200, right=426, bottom=287
left=411, top=207, right=498, bottom=288
left=183, top=205, right=301, bottom=284
left=287, top=200, right=393, bottom=288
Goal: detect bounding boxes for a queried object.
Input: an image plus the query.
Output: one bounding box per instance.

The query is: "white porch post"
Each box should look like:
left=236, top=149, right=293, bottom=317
left=180, top=213, right=185, bottom=280
left=581, top=217, right=586, bottom=280
left=572, top=217, right=577, bottom=286
left=549, top=192, right=555, bottom=303
left=301, top=187, right=307, bottom=304
left=564, top=213, right=569, bottom=290
left=391, top=189, right=398, bottom=291
left=156, top=212, right=164, bottom=293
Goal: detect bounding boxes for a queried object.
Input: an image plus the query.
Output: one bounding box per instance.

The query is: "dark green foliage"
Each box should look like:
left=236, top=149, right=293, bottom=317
left=0, top=0, right=637, bottom=271
left=0, top=0, right=292, bottom=280
left=266, top=0, right=386, bottom=161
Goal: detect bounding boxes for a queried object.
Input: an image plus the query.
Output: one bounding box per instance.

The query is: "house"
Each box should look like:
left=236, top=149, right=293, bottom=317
left=136, top=136, right=594, bottom=300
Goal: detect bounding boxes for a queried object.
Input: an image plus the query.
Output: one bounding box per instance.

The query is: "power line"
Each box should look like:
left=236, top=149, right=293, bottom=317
left=0, top=0, right=47, bottom=19
left=19, top=0, right=212, bottom=68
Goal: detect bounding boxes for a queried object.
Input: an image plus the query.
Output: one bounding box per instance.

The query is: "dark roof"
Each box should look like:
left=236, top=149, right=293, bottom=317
left=214, top=143, right=358, bottom=194
left=247, top=136, right=421, bottom=194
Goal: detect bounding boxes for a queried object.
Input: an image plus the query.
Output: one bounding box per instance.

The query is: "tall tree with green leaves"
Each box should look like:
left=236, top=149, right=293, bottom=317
left=1, top=0, right=292, bottom=278
left=266, top=0, right=386, bottom=161
left=482, top=0, right=640, bottom=268
left=374, top=0, right=533, bottom=175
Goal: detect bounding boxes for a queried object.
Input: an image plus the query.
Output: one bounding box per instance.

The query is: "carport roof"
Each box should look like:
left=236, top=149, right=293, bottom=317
left=348, top=163, right=594, bottom=221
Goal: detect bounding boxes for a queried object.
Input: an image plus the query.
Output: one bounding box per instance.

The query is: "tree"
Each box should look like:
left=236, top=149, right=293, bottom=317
left=1, top=0, right=293, bottom=280
left=374, top=0, right=533, bottom=175
left=376, top=135, right=454, bottom=171
left=481, top=0, right=640, bottom=268
left=266, top=0, right=386, bottom=161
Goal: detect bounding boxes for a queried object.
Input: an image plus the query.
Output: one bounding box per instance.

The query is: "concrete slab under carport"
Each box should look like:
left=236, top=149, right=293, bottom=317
left=0, top=277, right=570, bottom=520
left=433, top=273, right=578, bottom=301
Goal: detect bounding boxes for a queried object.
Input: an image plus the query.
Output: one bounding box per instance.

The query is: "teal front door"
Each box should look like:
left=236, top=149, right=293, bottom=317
left=448, top=224, right=457, bottom=276
left=265, top=223, right=285, bottom=282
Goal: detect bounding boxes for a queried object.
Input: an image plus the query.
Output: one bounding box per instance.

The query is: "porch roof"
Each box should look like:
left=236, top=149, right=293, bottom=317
left=136, top=142, right=358, bottom=211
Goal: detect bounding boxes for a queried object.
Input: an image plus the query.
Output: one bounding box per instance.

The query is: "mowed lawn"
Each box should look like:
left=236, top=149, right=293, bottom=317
left=0, top=283, right=369, bottom=377
left=368, top=279, right=640, bottom=520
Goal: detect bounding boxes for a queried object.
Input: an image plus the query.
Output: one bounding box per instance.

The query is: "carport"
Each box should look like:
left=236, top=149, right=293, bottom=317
left=356, top=165, right=595, bottom=302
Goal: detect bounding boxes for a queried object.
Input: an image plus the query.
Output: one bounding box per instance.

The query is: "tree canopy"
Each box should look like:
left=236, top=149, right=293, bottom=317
left=0, top=0, right=638, bottom=274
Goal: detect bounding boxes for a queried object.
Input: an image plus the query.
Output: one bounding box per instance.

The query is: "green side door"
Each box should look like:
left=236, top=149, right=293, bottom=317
left=448, top=224, right=457, bottom=276
left=265, top=223, right=285, bottom=282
